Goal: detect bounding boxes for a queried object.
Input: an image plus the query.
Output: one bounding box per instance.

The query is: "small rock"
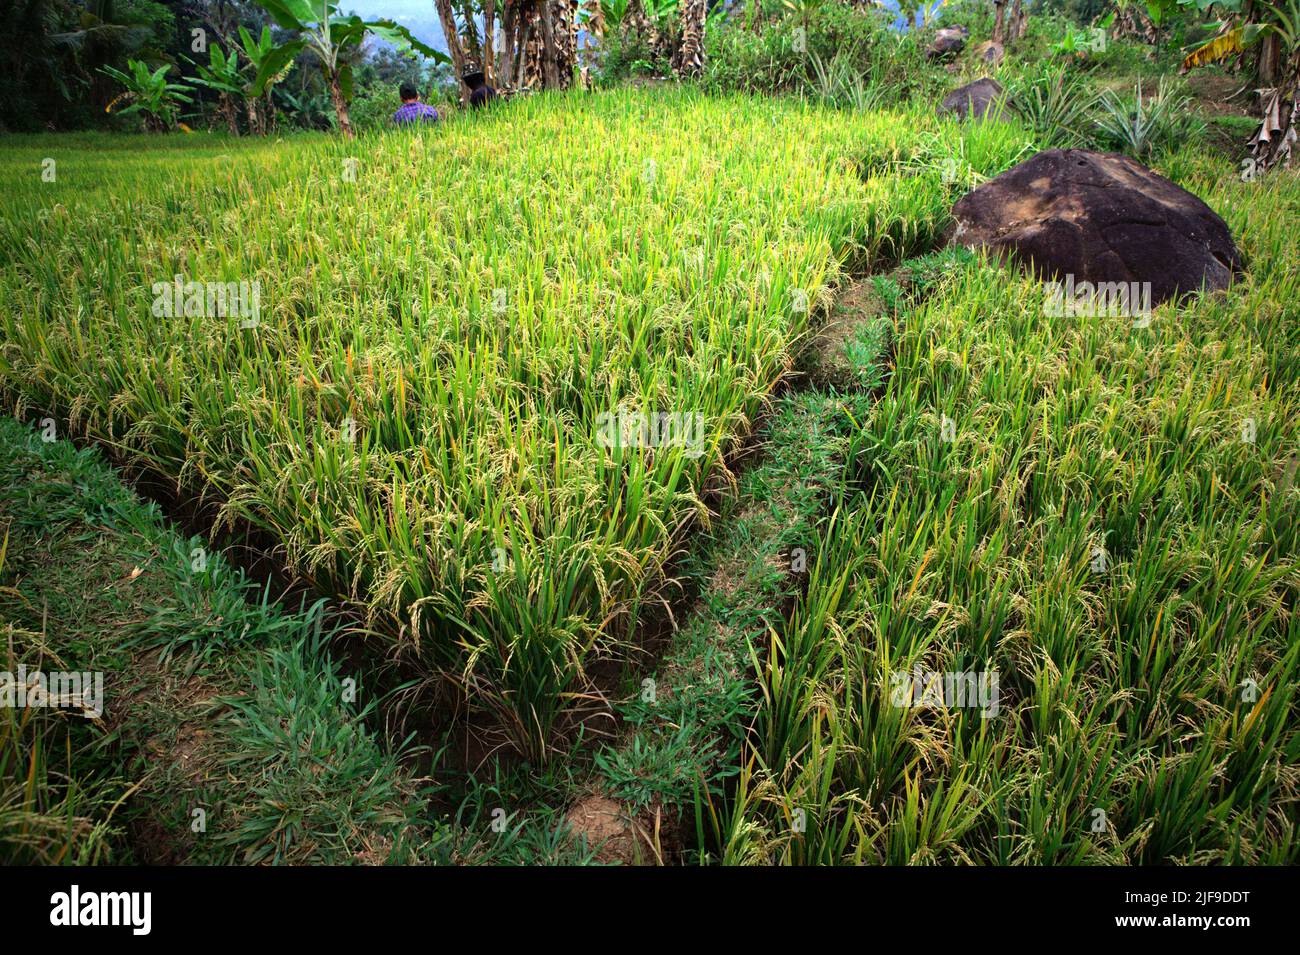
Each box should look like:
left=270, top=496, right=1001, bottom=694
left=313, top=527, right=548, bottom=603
left=927, top=27, right=968, bottom=60
left=939, top=78, right=1009, bottom=122
left=974, top=40, right=1005, bottom=66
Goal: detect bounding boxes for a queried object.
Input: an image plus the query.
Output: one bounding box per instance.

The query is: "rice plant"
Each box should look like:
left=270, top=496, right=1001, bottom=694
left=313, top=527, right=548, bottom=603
left=713, top=148, right=1300, bottom=864
left=0, top=89, right=1007, bottom=761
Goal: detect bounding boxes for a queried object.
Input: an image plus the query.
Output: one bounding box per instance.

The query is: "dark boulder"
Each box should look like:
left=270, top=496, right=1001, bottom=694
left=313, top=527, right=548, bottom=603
left=939, top=78, right=1009, bottom=121
left=948, top=149, right=1243, bottom=307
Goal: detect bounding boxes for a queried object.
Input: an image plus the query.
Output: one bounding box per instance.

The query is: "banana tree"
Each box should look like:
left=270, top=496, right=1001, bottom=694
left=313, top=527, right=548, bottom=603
left=51, top=0, right=163, bottom=111
left=237, top=25, right=287, bottom=134
left=100, top=59, right=194, bottom=131
left=1250, top=0, right=1299, bottom=168
left=1110, top=0, right=1160, bottom=42
left=673, top=0, right=705, bottom=75
left=483, top=1, right=585, bottom=93
left=188, top=44, right=244, bottom=135
left=1179, top=0, right=1300, bottom=169
left=249, top=0, right=446, bottom=136
left=587, top=0, right=623, bottom=33
left=275, top=85, right=334, bottom=128
left=642, top=0, right=680, bottom=60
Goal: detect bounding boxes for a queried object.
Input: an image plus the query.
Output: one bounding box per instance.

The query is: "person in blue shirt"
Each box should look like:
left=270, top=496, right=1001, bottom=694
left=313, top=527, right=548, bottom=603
left=392, top=83, right=439, bottom=125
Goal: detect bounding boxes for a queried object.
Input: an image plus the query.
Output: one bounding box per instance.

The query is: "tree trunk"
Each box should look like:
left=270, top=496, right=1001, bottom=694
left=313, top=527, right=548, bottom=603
left=538, top=0, right=564, bottom=89
left=433, top=0, right=471, bottom=102
left=625, top=0, right=650, bottom=42
left=460, top=0, right=485, bottom=68
left=1258, top=33, right=1280, bottom=87
left=1250, top=46, right=1299, bottom=172
left=993, top=0, right=1006, bottom=44
left=557, top=0, right=578, bottom=80
left=1009, top=0, right=1026, bottom=42
left=584, top=0, right=605, bottom=38
left=484, top=0, right=498, bottom=85
left=327, top=69, right=353, bottom=137
left=246, top=96, right=261, bottom=135
left=501, top=0, right=520, bottom=88
left=521, top=5, right=544, bottom=88
left=221, top=94, right=239, bottom=135
left=673, top=0, right=706, bottom=77
left=533, top=0, right=559, bottom=89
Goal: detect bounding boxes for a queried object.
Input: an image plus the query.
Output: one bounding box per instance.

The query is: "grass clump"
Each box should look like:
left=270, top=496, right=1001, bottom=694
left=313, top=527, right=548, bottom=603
left=1092, top=78, right=1208, bottom=162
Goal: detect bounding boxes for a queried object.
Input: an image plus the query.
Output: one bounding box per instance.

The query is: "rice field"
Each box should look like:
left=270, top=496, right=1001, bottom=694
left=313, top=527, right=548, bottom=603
left=0, top=89, right=1025, bottom=760
left=4, top=87, right=1295, bottom=867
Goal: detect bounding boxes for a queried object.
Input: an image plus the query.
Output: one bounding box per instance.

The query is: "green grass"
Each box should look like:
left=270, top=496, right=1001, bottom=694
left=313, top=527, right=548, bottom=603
left=0, top=415, right=437, bottom=864
left=0, top=87, right=1033, bottom=761
left=599, top=390, right=863, bottom=810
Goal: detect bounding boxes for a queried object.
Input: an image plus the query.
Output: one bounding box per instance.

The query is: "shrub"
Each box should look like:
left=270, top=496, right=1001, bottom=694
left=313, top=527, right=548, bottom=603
left=1004, top=62, right=1100, bottom=148
left=349, top=86, right=405, bottom=132
left=594, top=29, right=673, bottom=84
left=1093, top=77, right=1206, bottom=162
left=702, top=5, right=943, bottom=106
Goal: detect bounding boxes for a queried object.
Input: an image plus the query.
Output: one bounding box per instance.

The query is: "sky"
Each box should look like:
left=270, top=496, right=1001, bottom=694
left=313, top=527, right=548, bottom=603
left=341, top=1, right=449, bottom=48
left=345, top=0, right=437, bottom=21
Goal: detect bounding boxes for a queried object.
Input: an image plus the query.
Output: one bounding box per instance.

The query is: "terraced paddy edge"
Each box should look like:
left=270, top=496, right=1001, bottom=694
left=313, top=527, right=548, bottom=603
left=717, top=162, right=1300, bottom=865
left=0, top=89, right=1033, bottom=760
left=0, top=416, right=430, bottom=864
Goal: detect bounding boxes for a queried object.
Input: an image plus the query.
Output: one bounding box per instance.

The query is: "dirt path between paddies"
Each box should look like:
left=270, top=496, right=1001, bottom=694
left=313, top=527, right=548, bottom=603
left=561, top=275, right=894, bottom=863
